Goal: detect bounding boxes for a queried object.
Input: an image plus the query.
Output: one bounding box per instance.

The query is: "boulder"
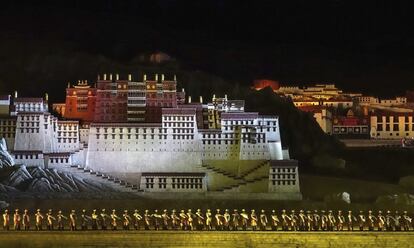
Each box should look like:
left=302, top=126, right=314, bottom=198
left=324, top=192, right=351, bottom=205
left=340, top=192, right=351, bottom=204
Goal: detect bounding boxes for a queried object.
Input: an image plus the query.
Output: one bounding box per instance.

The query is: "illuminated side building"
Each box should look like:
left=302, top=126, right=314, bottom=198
left=298, top=106, right=333, bottom=134
left=332, top=110, right=369, bottom=139
left=370, top=110, right=414, bottom=139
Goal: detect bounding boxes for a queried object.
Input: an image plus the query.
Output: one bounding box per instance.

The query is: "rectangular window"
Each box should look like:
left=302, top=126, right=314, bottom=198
left=393, top=124, right=399, bottom=131
left=377, top=124, right=383, bottom=131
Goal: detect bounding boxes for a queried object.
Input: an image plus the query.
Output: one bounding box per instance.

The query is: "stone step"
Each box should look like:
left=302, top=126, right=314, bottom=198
left=56, top=165, right=138, bottom=193
left=238, top=160, right=269, bottom=178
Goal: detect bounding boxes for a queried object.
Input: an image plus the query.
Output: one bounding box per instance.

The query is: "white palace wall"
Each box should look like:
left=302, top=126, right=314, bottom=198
left=86, top=111, right=202, bottom=173
left=85, top=111, right=284, bottom=174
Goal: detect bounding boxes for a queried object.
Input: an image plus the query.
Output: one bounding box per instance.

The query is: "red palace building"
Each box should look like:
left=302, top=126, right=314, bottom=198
left=62, top=73, right=184, bottom=123
left=145, top=73, right=178, bottom=122
left=94, top=74, right=129, bottom=123
left=64, top=81, right=97, bottom=122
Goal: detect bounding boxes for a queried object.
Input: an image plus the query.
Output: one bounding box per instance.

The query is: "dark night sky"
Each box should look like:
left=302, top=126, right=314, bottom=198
left=1, top=0, right=414, bottom=102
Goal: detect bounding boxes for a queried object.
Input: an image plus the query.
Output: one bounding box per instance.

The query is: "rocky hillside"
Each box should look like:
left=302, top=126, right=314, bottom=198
left=0, top=138, right=115, bottom=194
left=0, top=165, right=115, bottom=193
left=0, top=138, right=14, bottom=169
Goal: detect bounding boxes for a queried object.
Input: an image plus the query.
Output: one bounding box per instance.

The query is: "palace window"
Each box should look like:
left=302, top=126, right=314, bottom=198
left=145, top=178, right=154, bottom=189
left=394, top=124, right=399, bottom=131
left=377, top=124, right=383, bottom=131
left=158, top=178, right=167, bottom=188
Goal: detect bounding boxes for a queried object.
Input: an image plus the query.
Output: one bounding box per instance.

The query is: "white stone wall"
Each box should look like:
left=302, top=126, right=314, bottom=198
left=268, top=163, right=300, bottom=194
left=14, top=114, right=47, bottom=151
left=14, top=101, right=47, bottom=113
left=47, top=156, right=72, bottom=167
left=86, top=112, right=202, bottom=173
left=79, top=127, right=89, bottom=145
left=140, top=174, right=206, bottom=192
left=71, top=149, right=87, bottom=166
left=13, top=153, right=45, bottom=167
left=56, top=122, right=80, bottom=152
left=43, top=114, right=57, bottom=153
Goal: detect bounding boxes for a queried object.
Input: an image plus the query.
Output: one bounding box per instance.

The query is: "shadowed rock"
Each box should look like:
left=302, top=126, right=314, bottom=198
left=0, top=134, right=117, bottom=194
left=0, top=138, right=14, bottom=169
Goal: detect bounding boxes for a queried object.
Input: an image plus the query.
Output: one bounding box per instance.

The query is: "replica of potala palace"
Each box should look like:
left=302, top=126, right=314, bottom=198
left=0, top=74, right=301, bottom=199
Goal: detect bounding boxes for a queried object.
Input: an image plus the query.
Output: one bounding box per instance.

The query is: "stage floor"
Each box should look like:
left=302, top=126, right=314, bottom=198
left=1, top=231, right=414, bottom=248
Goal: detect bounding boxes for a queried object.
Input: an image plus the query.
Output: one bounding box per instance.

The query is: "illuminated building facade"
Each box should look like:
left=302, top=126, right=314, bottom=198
left=61, top=73, right=184, bottom=124
left=144, top=74, right=178, bottom=123
left=0, top=91, right=301, bottom=199
left=64, top=81, right=96, bottom=122
left=370, top=110, right=414, bottom=139
left=332, top=110, right=370, bottom=138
